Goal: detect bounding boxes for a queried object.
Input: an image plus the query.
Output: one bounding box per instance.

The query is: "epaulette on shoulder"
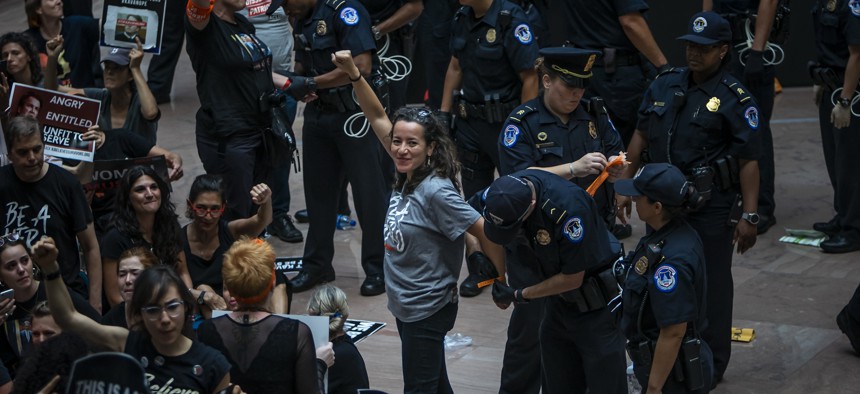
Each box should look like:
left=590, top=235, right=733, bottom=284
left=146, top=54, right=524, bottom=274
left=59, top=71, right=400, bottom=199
left=325, top=0, right=346, bottom=11
left=722, top=77, right=754, bottom=104
left=507, top=105, right=537, bottom=123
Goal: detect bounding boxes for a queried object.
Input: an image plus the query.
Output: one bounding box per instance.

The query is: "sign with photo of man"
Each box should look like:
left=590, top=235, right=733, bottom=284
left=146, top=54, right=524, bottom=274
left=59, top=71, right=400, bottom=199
left=100, top=0, right=166, bottom=53
left=8, top=83, right=100, bottom=162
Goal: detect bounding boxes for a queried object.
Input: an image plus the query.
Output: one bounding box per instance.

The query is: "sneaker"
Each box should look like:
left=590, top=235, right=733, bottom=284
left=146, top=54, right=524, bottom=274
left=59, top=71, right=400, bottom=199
left=269, top=214, right=303, bottom=243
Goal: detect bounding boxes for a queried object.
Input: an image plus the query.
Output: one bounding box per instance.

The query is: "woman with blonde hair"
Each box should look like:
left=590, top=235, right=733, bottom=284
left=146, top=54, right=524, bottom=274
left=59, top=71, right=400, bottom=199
left=197, top=238, right=319, bottom=394
left=307, top=284, right=369, bottom=394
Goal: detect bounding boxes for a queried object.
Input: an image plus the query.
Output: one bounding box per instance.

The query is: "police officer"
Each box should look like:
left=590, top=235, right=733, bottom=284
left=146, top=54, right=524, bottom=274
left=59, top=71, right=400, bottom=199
left=706, top=0, right=785, bottom=234
left=440, top=0, right=539, bottom=297
left=618, top=12, right=760, bottom=386
left=416, top=0, right=460, bottom=109
left=809, top=0, right=860, bottom=253
left=496, top=47, right=625, bottom=394
left=473, top=171, right=627, bottom=394
left=616, top=163, right=713, bottom=393
left=359, top=0, right=423, bottom=111
left=283, top=0, right=390, bottom=296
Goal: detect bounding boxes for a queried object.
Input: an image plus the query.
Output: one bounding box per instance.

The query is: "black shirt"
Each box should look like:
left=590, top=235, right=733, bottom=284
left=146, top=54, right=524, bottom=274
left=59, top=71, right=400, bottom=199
left=181, top=220, right=234, bottom=295
left=328, top=335, right=369, bottom=394
left=450, top=0, right=538, bottom=103
left=551, top=0, right=648, bottom=51
left=295, top=0, right=379, bottom=78
left=124, top=331, right=230, bottom=393
left=90, top=130, right=155, bottom=226
left=812, top=0, right=860, bottom=70
left=186, top=13, right=273, bottom=137
left=358, top=0, right=402, bottom=22
left=84, top=88, right=160, bottom=145
left=712, top=0, right=759, bottom=14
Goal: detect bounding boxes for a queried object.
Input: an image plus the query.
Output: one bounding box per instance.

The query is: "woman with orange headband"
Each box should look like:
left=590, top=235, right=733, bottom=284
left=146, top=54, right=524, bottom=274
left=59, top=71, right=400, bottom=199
left=197, top=238, right=321, bottom=394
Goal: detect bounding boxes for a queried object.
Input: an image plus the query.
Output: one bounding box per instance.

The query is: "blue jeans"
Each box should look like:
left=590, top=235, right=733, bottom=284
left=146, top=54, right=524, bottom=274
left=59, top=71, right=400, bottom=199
left=395, top=302, right=457, bottom=394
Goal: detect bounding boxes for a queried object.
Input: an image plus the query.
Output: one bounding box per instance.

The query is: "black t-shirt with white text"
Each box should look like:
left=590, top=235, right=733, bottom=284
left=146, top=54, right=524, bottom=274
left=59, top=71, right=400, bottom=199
left=124, top=331, right=230, bottom=394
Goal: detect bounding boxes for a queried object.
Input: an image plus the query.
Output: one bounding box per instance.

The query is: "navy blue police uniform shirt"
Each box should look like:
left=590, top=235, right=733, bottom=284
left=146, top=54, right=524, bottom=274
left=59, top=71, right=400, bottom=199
left=470, top=169, right=614, bottom=277
left=812, top=0, right=860, bottom=69
left=559, top=0, right=648, bottom=51
left=636, top=68, right=760, bottom=176
left=450, top=0, right=539, bottom=103
left=295, top=0, right=378, bottom=78
left=359, top=0, right=402, bottom=22
left=499, top=95, right=623, bottom=215
left=711, top=0, right=759, bottom=14
left=620, top=219, right=708, bottom=341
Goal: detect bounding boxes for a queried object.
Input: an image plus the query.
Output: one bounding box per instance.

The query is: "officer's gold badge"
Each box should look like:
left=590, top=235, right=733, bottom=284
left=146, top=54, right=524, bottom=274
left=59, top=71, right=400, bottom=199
left=588, top=122, right=597, bottom=139
left=827, top=0, right=837, bottom=12
left=634, top=256, right=649, bottom=275
left=316, top=21, right=327, bottom=36
left=706, top=97, right=721, bottom=112
left=486, top=28, right=497, bottom=43
left=536, top=229, right=551, bottom=245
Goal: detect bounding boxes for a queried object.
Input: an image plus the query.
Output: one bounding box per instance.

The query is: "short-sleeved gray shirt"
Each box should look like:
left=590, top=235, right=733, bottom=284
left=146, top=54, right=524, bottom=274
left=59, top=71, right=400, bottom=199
left=384, top=176, right=480, bottom=322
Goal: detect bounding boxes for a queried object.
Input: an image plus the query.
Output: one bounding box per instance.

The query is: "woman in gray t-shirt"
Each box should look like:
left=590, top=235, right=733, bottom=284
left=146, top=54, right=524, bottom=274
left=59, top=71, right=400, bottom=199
left=332, top=51, right=505, bottom=393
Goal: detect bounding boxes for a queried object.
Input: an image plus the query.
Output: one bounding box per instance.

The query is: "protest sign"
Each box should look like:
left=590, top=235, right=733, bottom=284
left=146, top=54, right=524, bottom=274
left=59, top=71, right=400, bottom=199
left=275, top=256, right=304, bottom=275
left=100, top=0, right=167, bottom=53
left=66, top=352, right=148, bottom=394
left=344, top=319, right=386, bottom=344
left=8, top=83, right=100, bottom=162
left=85, top=155, right=169, bottom=195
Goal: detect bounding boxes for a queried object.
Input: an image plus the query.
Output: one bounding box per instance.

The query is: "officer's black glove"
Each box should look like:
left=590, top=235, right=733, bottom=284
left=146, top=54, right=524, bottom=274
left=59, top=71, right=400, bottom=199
left=491, top=281, right=516, bottom=306
left=285, top=76, right=317, bottom=100
left=744, top=50, right=765, bottom=86
left=656, top=63, right=674, bottom=78
left=476, top=255, right=500, bottom=281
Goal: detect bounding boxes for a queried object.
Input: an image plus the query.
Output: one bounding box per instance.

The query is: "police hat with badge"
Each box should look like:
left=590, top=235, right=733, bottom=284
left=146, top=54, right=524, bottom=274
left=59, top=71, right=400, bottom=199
left=539, top=47, right=601, bottom=88
left=481, top=175, right=536, bottom=245
left=677, top=11, right=732, bottom=45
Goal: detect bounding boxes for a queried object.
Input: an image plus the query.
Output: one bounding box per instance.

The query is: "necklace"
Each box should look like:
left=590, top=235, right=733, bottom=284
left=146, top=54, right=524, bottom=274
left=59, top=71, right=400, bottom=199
left=232, top=306, right=270, bottom=324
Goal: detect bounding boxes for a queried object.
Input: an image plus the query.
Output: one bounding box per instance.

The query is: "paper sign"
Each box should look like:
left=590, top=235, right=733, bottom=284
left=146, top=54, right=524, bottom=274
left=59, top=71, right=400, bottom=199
left=85, top=155, right=169, bottom=194
left=100, top=0, right=167, bottom=53
left=344, top=319, right=386, bottom=344
left=8, top=83, right=100, bottom=162
left=66, top=352, right=148, bottom=394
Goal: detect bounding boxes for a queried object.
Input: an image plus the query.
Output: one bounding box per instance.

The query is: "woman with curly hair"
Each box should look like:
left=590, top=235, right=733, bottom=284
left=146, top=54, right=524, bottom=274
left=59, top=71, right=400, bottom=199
left=100, top=166, right=223, bottom=312
left=332, top=51, right=504, bottom=393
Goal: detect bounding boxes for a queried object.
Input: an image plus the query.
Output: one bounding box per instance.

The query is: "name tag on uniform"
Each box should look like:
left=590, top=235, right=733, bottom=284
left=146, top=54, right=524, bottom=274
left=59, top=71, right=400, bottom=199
left=536, top=142, right=557, bottom=149
left=653, top=101, right=665, bottom=107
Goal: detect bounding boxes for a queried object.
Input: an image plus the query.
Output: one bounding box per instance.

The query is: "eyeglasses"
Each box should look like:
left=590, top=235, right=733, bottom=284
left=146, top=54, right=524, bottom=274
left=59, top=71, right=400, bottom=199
left=0, top=232, right=21, bottom=247
left=187, top=201, right=225, bottom=217
left=141, top=301, right=185, bottom=321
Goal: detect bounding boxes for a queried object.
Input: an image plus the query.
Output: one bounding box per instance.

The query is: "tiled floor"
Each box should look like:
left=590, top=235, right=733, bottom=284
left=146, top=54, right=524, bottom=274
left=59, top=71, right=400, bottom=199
left=4, top=0, right=860, bottom=391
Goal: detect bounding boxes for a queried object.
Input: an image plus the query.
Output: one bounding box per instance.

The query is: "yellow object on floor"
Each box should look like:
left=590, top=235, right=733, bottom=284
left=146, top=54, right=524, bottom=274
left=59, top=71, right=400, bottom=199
left=775, top=78, right=783, bottom=95
left=731, top=327, right=756, bottom=342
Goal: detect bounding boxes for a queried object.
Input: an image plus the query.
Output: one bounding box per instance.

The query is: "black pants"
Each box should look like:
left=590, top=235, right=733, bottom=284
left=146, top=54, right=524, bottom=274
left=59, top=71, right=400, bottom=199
left=818, top=86, right=860, bottom=240
left=540, top=297, right=627, bottom=394
left=378, top=26, right=415, bottom=111
left=416, top=0, right=457, bottom=109
left=455, top=117, right=503, bottom=198
left=587, top=64, right=649, bottom=146
left=396, top=302, right=458, bottom=394
left=301, top=104, right=388, bottom=278
left=728, top=52, right=776, bottom=219
left=686, top=194, right=736, bottom=379
left=147, top=0, right=185, bottom=101
left=499, top=239, right=545, bottom=394
left=196, top=131, right=270, bottom=221
left=848, top=282, right=860, bottom=320
left=632, top=341, right=714, bottom=394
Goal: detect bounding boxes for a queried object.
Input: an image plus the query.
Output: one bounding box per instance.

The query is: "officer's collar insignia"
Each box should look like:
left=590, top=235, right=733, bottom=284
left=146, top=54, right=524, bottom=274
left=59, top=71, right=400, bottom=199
left=316, top=21, right=327, bottom=36
left=736, top=87, right=745, bottom=95
left=536, top=229, right=551, bottom=245
left=584, top=54, right=596, bottom=72
left=588, top=122, right=597, bottom=139
left=517, top=109, right=526, bottom=115
left=827, top=0, right=837, bottom=12
left=634, top=256, right=648, bottom=275
left=486, top=28, right=497, bottom=43
left=706, top=97, right=720, bottom=112
left=537, top=132, right=548, bottom=141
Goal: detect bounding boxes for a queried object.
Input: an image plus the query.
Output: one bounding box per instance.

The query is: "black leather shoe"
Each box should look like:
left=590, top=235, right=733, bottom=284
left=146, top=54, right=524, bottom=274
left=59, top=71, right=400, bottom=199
left=269, top=214, right=303, bottom=243
left=294, top=209, right=310, bottom=223
left=837, top=306, right=860, bottom=356
left=289, top=269, right=335, bottom=293
left=360, top=275, right=385, bottom=296
left=611, top=223, right=633, bottom=240
left=813, top=218, right=840, bottom=235
left=757, top=216, right=776, bottom=235
left=820, top=234, right=860, bottom=254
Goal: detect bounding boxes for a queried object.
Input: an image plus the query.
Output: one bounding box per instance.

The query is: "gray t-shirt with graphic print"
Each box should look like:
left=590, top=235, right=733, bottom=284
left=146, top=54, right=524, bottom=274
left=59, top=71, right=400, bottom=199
left=384, top=175, right=480, bottom=323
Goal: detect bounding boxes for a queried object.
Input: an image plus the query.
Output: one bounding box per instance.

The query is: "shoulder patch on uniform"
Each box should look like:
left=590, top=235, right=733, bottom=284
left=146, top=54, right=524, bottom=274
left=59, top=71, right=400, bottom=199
left=562, top=216, right=584, bottom=244
left=744, top=106, right=759, bottom=129
left=340, top=7, right=359, bottom=25
left=723, top=78, right=752, bottom=101
left=850, top=0, right=860, bottom=17
left=514, top=24, right=533, bottom=44
left=502, top=124, right=520, bottom=147
left=653, top=264, right=678, bottom=293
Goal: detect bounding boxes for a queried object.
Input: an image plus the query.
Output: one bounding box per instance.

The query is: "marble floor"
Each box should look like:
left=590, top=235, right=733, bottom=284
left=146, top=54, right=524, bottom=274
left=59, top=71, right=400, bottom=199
left=3, top=0, right=860, bottom=391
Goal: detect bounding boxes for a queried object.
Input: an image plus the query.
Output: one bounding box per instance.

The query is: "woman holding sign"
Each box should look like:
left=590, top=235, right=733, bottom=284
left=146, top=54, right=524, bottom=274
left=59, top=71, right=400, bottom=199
left=31, top=236, right=236, bottom=393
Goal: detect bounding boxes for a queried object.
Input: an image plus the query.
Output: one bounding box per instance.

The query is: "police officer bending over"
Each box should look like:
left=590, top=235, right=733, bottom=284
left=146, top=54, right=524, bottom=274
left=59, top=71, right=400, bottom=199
left=473, top=170, right=627, bottom=394
left=616, top=163, right=713, bottom=394
left=618, top=12, right=760, bottom=386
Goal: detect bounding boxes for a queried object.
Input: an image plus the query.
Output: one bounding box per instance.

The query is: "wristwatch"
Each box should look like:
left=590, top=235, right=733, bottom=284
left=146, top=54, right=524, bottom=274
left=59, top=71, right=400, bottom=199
left=838, top=97, right=851, bottom=108
left=741, top=212, right=760, bottom=225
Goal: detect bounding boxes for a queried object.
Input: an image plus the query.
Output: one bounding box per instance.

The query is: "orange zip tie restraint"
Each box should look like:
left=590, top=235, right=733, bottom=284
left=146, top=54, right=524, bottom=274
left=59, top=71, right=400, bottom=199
left=477, top=277, right=505, bottom=289
left=586, top=152, right=627, bottom=197
left=186, top=0, right=215, bottom=24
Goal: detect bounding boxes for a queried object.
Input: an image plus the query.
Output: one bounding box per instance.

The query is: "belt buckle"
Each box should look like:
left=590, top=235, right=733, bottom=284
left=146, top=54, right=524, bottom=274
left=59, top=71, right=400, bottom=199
left=458, top=103, right=468, bottom=119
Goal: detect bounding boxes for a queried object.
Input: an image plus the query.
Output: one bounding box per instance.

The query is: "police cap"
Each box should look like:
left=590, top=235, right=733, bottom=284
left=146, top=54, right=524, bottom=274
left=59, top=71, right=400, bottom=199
left=539, top=47, right=600, bottom=87
left=482, top=175, right=534, bottom=244
left=615, top=163, right=688, bottom=207
left=676, top=11, right=732, bottom=45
